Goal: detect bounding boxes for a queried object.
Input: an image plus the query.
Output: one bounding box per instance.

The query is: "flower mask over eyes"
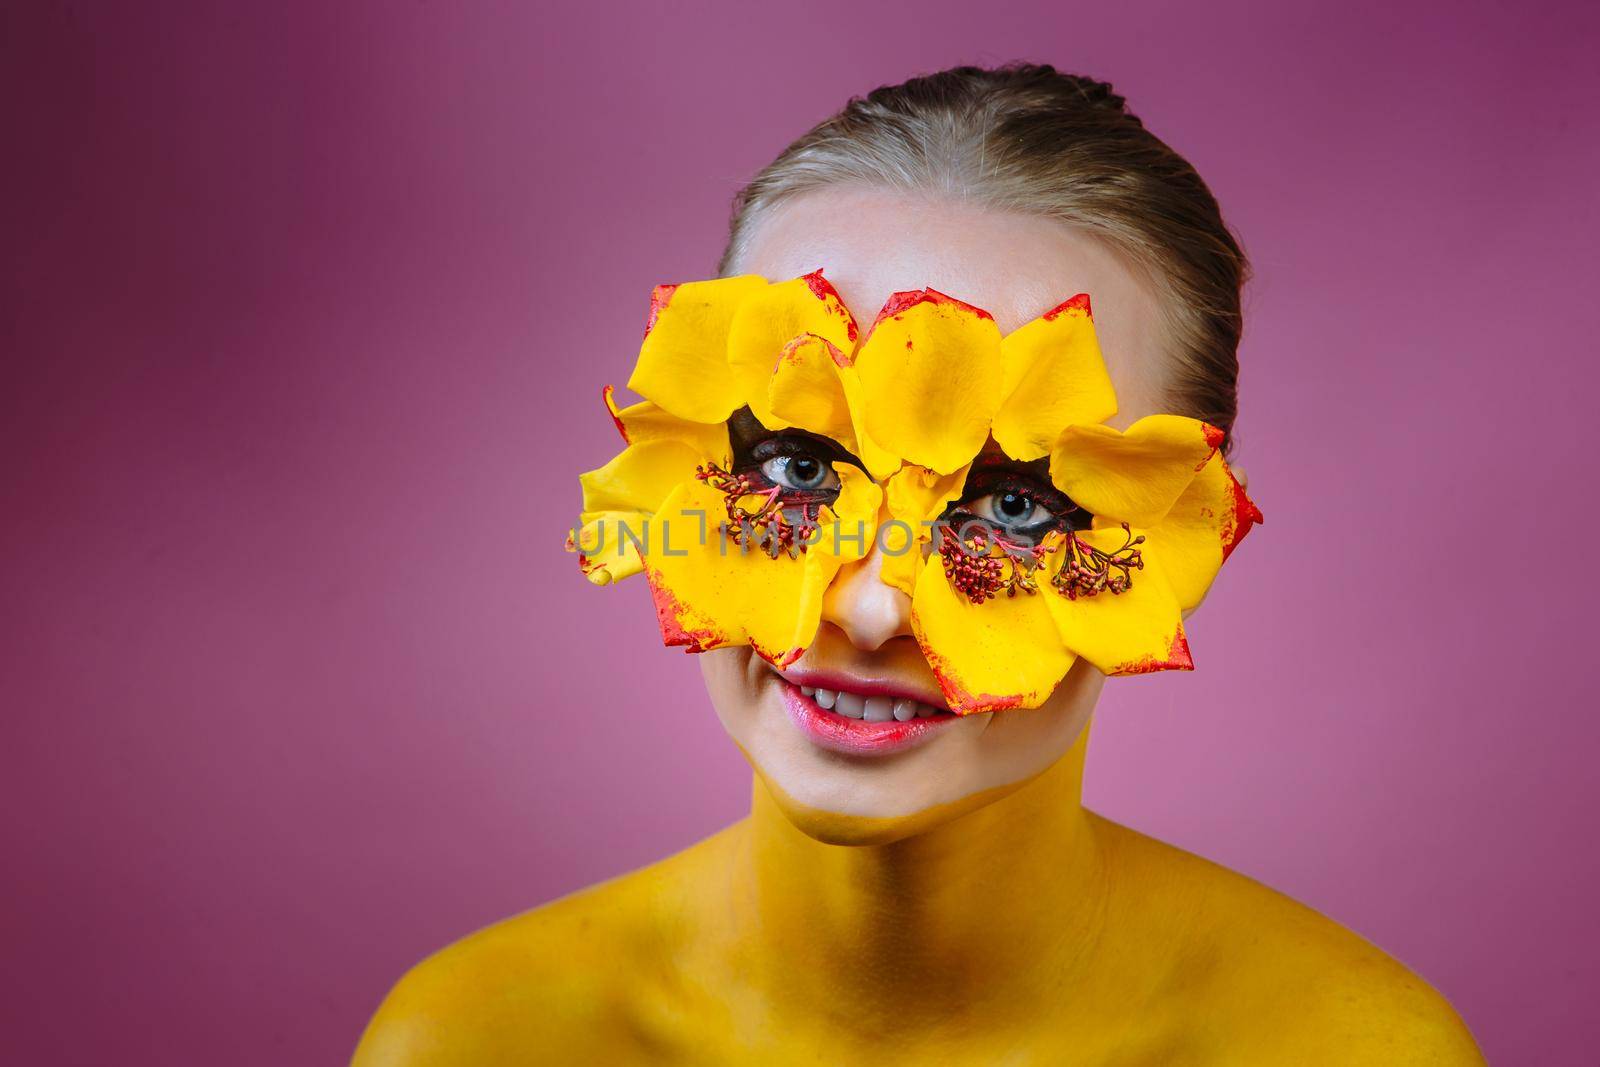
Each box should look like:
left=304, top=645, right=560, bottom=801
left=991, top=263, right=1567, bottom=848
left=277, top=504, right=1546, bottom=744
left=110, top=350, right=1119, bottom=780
left=566, top=270, right=1262, bottom=714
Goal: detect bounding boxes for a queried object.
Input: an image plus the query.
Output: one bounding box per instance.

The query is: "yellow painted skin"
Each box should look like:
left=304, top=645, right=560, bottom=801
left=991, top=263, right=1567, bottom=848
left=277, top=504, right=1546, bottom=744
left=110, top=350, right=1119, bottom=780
left=353, top=729, right=1486, bottom=1065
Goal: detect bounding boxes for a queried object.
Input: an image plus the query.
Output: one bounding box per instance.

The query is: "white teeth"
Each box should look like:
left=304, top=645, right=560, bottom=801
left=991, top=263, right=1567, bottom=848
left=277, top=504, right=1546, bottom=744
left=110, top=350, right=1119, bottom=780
left=798, top=680, right=947, bottom=722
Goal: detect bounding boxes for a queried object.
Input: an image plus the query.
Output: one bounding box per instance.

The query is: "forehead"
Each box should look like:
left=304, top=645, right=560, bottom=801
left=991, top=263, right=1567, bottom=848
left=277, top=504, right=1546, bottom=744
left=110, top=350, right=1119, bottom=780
left=735, top=186, right=1170, bottom=424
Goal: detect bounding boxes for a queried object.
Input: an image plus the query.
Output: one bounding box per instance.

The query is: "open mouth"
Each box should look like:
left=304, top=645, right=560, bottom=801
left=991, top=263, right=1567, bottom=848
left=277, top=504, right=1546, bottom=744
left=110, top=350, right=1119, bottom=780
left=773, top=668, right=958, bottom=756
left=801, top=683, right=944, bottom=722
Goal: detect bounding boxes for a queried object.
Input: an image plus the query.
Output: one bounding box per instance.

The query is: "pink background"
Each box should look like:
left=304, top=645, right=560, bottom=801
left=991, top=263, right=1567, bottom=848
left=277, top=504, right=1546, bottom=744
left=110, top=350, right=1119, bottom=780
left=4, top=2, right=1596, bottom=1063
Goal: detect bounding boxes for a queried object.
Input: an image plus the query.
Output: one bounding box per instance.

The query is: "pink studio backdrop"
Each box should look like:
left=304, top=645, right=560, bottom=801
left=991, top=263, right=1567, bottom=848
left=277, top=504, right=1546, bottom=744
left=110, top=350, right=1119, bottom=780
left=3, top=2, right=1596, bottom=1063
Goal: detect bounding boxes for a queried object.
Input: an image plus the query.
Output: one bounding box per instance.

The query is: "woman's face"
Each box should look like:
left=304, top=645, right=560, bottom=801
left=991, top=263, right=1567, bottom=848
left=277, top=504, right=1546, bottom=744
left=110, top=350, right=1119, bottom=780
left=700, top=186, right=1177, bottom=844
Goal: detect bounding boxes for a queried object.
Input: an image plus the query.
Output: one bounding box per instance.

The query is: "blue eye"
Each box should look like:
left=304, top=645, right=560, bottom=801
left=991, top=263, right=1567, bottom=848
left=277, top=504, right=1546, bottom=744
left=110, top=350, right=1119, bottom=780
left=968, top=490, right=1058, bottom=533
left=947, top=468, right=1088, bottom=546
left=760, top=453, right=839, bottom=493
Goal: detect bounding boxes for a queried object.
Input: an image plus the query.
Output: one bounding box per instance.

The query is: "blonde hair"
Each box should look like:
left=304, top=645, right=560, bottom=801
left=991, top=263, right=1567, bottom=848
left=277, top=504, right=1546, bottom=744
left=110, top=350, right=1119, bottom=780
left=719, top=63, right=1249, bottom=456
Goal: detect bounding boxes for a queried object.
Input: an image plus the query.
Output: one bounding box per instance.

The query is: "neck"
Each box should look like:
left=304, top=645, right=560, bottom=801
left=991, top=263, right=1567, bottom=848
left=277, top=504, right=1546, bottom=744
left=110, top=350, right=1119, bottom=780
left=725, top=729, right=1108, bottom=1034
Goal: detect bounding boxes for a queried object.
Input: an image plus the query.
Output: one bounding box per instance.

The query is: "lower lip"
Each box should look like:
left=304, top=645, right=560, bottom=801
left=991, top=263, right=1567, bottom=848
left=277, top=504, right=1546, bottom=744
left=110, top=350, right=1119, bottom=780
left=779, top=682, right=956, bottom=757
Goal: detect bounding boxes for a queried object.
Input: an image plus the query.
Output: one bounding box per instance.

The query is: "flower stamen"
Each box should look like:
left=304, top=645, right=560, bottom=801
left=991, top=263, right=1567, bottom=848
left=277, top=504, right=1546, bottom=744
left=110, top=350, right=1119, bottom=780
left=1051, top=523, right=1145, bottom=599
left=937, top=523, right=1050, bottom=604
left=696, top=461, right=821, bottom=559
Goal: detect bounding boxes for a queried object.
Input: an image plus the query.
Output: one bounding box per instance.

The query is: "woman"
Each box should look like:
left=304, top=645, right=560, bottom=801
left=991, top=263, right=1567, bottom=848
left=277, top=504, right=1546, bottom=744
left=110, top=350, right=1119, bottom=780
left=355, top=65, right=1484, bottom=1064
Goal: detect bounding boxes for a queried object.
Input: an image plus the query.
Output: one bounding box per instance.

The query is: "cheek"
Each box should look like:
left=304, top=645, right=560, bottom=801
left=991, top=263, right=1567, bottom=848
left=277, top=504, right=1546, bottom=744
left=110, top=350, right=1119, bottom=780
left=697, top=647, right=761, bottom=736
left=971, top=660, right=1102, bottom=774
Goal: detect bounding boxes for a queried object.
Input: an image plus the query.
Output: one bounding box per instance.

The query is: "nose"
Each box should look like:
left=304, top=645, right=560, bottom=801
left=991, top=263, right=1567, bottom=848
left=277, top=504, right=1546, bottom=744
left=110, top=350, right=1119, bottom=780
left=819, top=538, right=914, bottom=652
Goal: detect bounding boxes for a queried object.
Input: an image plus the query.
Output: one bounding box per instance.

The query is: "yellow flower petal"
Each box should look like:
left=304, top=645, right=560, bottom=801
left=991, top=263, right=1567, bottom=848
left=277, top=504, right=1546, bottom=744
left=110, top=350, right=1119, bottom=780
left=727, top=270, right=859, bottom=428
left=578, top=438, right=707, bottom=515
left=879, top=464, right=968, bottom=596
left=767, top=334, right=856, bottom=446
left=570, top=399, right=729, bottom=587
left=1042, top=535, right=1192, bottom=675
left=602, top=384, right=729, bottom=458
left=1049, top=414, right=1222, bottom=526
left=884, top=464, right=969, bottom=523
left=815, top=463, right=882, bottom=563
left=643, top=480, right=843, bottom=667
left=876, top=532, right=923, bottom=598
left=991, top=294, right=1118, bottom=461
left=625, top=275, right=768, bottom=423
left=910, top=550, right=1077, bottom=714
left=835, top=365, right=902, bottom=481
left=767, top=333, right=902, bottom=481
left=1136, top=452, right=1263, bottom=612
left=855, top=290, right=1004, bottom=475
left=565, top=511, right=647, bottom=586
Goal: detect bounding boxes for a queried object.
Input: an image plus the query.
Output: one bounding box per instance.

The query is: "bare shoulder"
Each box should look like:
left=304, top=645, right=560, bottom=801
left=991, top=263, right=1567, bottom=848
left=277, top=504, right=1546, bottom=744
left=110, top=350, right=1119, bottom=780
left=1095, top=814, right=1487, bottom=1065
left=351, top=824, right=738, bottom=1066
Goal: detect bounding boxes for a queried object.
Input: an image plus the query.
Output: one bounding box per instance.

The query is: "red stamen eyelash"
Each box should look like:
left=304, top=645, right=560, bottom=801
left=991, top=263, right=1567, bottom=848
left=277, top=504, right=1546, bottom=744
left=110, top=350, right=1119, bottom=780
left=937, top=520, right=1146, bottom=604
left=1051, top=524, right=1145, bottom=599
left=936, top=523, right=1049, bottom=604
left=696, top=461, right=822, bottom=559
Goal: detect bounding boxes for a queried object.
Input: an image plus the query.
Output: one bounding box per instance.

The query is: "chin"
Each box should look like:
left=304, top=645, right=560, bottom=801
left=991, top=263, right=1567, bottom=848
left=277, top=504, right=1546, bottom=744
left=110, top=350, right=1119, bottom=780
left=751, top=764, right=1050, bottom=846
left=700, top=644, right=1103, bottom=844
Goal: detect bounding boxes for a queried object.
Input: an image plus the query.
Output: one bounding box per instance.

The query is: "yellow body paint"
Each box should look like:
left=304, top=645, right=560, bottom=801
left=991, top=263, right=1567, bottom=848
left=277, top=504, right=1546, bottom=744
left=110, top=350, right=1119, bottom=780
left=353, top=730, right=1485, bottom=1064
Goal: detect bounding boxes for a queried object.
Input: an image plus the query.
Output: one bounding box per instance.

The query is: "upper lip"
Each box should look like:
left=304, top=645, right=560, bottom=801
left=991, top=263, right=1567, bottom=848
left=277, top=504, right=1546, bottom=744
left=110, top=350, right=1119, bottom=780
left=773, top=665, right=949, bottom=711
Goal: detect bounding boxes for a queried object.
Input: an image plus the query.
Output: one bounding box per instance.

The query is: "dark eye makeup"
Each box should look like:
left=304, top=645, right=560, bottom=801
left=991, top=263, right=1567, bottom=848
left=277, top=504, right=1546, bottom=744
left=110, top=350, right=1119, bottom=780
left=728, top=407, right=859, bottom=503
left=727, top=409, right=1090, bottom=544
left=945, top=456, right=1090, bottom=546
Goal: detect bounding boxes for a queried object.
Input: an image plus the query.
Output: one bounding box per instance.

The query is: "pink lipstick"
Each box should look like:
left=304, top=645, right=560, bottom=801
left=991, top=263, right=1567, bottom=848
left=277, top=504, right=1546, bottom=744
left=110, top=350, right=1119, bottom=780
left=777, top=674, right=957, bottom=757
